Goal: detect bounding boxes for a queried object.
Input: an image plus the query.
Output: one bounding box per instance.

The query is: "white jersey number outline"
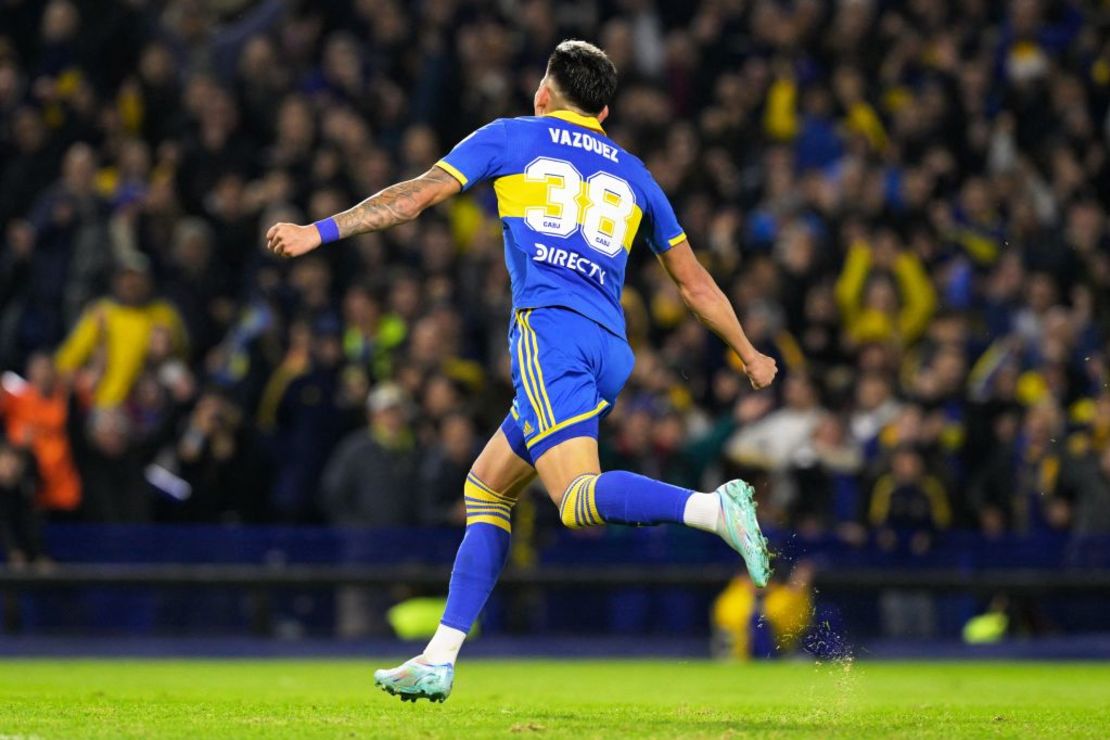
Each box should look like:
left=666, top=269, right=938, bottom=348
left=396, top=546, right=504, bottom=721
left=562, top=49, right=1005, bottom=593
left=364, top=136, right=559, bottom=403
left=523, top=157, right=635, bottom=257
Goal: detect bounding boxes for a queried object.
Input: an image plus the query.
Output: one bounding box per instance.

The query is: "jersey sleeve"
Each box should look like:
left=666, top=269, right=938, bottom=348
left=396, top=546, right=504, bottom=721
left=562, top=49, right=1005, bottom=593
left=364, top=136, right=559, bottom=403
left=640, top=172, right=687, bottom=255
left=435, top=120, right=509, bottom=191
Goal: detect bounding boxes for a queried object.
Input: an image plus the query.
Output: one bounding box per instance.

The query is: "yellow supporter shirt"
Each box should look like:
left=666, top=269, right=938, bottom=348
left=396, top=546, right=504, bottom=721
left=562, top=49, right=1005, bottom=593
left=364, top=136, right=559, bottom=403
left=55, top=299, right=187, bottom=407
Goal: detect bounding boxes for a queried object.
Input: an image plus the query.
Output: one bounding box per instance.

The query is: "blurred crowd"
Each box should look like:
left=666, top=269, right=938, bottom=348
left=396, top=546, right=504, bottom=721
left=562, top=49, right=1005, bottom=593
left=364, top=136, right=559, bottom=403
left=4, top=0, right=1110, bottom=565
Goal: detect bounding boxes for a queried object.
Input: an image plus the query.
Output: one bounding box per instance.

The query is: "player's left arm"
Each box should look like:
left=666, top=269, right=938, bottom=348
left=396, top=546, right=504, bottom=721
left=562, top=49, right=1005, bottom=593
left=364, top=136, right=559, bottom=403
left=266, top=166, right=461, bottom=258
left=657, top=240, right=778, bottom=390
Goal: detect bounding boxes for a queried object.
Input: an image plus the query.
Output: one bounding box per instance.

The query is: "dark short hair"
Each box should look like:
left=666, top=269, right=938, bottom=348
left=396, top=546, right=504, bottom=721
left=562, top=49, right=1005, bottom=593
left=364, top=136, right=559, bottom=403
left=546, top=40, right=617, bottom=115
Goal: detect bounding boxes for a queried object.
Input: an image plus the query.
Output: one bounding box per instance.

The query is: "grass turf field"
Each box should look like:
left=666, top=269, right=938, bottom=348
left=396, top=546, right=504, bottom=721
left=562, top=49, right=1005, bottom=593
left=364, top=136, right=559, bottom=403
left=1, top=659, right=1108, bottom=738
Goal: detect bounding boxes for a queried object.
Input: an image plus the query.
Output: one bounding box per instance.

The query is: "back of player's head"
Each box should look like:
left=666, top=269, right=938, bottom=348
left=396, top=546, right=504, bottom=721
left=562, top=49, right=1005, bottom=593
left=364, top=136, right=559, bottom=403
left=546, top=40, right=617, bottom=115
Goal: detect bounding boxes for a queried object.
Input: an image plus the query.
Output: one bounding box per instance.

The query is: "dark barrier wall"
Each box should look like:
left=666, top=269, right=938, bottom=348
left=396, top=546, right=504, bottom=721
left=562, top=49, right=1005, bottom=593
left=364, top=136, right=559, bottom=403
left=2, top=524, right=1107, bottom=639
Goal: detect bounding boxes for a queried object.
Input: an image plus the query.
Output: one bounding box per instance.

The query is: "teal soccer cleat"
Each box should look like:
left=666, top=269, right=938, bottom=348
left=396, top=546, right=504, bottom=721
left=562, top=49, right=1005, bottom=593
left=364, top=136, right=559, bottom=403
left=716, top=478, right=773, bottom=587
left=374, top=657, right=454, bottom=703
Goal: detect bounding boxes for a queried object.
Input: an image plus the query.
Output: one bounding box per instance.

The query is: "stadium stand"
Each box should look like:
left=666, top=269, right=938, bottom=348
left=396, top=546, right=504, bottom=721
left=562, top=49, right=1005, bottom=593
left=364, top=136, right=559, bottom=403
left=1, top=0, right=1109, bottom=647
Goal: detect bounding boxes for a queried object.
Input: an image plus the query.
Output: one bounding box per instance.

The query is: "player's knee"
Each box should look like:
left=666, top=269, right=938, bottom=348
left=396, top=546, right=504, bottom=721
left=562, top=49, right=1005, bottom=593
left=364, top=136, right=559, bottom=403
left=557, top=473, right=602, bottom=529
left=463, top=472, right=516, bottom=532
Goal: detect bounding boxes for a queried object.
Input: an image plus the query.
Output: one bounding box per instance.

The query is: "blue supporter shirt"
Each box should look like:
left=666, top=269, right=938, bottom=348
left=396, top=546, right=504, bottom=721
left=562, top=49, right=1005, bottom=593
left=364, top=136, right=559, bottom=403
left=436, top=110, right=686, bottom=338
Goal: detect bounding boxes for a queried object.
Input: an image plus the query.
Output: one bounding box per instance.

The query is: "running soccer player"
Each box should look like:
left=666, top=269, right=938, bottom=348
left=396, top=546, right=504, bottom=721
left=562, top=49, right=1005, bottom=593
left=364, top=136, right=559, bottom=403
left=267, top=40, right=778, bottom=703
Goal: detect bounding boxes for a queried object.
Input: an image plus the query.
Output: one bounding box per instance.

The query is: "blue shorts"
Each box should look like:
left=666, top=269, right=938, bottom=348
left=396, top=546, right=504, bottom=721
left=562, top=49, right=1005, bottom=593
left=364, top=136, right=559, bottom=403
left=499, top=307, right=635, bottom=464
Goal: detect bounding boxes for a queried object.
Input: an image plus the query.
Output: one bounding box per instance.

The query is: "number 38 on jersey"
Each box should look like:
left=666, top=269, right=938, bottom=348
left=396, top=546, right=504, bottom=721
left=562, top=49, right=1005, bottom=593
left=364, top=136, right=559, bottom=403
left=523, top=157, right=636, bottom=258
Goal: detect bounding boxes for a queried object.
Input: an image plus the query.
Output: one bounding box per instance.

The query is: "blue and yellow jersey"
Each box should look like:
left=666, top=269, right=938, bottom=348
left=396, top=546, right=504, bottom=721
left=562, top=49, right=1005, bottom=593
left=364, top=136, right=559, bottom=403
left=436, top=110, right=686, bottom=338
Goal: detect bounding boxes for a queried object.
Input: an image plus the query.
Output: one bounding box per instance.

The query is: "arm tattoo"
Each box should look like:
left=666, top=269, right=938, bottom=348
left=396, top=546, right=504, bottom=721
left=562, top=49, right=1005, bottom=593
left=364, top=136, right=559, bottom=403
left=333, top=167, right=458, bottom=239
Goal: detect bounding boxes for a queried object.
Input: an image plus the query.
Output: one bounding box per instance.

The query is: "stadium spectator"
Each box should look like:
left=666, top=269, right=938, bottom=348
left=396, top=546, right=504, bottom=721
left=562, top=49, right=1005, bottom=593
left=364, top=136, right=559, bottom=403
left=725, top=373, right=823, bottom=471
left=849, top=372, right=901, bottom=454
left=0, top=440, right=43, bottom=566
left=712, top=560, right=815, bottom=660
left=340, top=282, right=405, bottom=383
left=0, top=353, right=80, bottom=515
left=1057, top=445, right=1110, bottom=536
left=835, top=230, right=937, bottom=348
left=267, top=315, right=349, bottom=521
left=321, top=383, right=418, bottom=526
left=788, top=414, right=865, bottom=540
left=75, top=407, right=147, bottom=522
left=7, top=142, right=108, bottom=362
left=1010, top=399, right=1071, bottom=534
left=417, top=412, right=477, bottom=527
left=165, top=389, right=264, bottom=523
left=159, top=217, right=234, bottom=360
left=0, top=0, right=1105, bottom=546
left=0, top=107, right=56, bottom=235
left=870, top=443, right=953, bottom=639
left=968, top=407, right=1025, bottom=537
left=55, top=255, right=188, bottom=409
left=870, top=445, right=952, bottom=554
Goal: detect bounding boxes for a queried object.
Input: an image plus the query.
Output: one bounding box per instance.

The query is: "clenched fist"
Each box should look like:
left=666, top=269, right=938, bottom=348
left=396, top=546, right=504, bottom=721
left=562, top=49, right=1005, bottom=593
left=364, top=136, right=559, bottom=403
left=742, top=352, right=778, bottom=390
left=266, top=222, right=322, bottom=259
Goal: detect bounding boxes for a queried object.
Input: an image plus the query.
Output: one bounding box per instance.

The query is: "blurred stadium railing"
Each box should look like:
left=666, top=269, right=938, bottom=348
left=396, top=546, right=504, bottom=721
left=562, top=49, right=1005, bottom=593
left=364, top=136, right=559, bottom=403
left=1, top=525, right=1107, bottom=639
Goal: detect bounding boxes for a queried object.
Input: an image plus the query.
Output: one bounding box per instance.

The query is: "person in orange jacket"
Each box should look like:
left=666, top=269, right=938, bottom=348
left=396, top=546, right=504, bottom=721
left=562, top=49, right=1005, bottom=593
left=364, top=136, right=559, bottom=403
left=0, top=352, right=81, bottom=513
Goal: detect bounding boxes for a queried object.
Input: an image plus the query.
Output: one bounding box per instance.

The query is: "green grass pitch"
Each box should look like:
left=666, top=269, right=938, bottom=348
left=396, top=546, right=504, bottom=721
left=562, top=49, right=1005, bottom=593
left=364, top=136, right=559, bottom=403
left=1, top=659, right=1108, bottom=738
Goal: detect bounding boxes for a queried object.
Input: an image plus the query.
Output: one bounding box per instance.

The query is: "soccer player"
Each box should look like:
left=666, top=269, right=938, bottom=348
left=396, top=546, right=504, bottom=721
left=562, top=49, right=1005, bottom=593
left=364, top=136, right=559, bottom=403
left=267, top=40, right=778, bottom=703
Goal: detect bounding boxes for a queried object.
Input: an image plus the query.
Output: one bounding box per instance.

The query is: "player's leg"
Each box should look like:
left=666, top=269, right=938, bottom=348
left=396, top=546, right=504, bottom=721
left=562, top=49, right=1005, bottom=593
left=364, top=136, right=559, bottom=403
left=532, top=434, right=771, bottom=588
left=532, top=435, right=711, bottom=534
left=375, top=422, right=533, bottom=702
left=423, top=422, right=534, bottom=664
left=514, top=308, right=769, bottom=584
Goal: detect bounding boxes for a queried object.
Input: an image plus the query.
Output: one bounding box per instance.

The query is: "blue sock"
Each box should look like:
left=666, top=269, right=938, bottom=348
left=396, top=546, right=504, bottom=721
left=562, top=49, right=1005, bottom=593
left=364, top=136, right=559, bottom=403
left=440, top=473, right=514, bottom=632
left=559, top=471, right=692, bottom=528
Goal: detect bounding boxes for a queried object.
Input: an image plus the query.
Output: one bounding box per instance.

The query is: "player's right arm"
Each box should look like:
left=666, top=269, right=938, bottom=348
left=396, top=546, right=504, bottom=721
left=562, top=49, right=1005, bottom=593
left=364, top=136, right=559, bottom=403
left=266, top=120, right=508, bottom=259
left=657, top=241, right=778, bottom=390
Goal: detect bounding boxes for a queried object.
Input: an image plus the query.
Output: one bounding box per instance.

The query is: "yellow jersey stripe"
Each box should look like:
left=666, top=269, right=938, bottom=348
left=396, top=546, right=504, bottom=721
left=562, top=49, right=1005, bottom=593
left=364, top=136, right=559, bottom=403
left=492, top=173, right=644, bottom=251
left=526, top=399, right=610, bottom=449
left=515, top=312, right=548, bottom=431
left=521, top=311, right=557, bottom=428
left=667, top=231, right=688, bottom=247
left=434, top=160, right=468, bottom=186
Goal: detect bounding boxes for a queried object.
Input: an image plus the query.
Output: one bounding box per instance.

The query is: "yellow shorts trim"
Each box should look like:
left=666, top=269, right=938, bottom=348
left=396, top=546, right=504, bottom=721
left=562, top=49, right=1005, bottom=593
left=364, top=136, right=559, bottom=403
left=515, top=313, right=550, bottom=431
left=525, top=399, right=610, bottom=449
left=519, top=311, right=557, bottom=429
